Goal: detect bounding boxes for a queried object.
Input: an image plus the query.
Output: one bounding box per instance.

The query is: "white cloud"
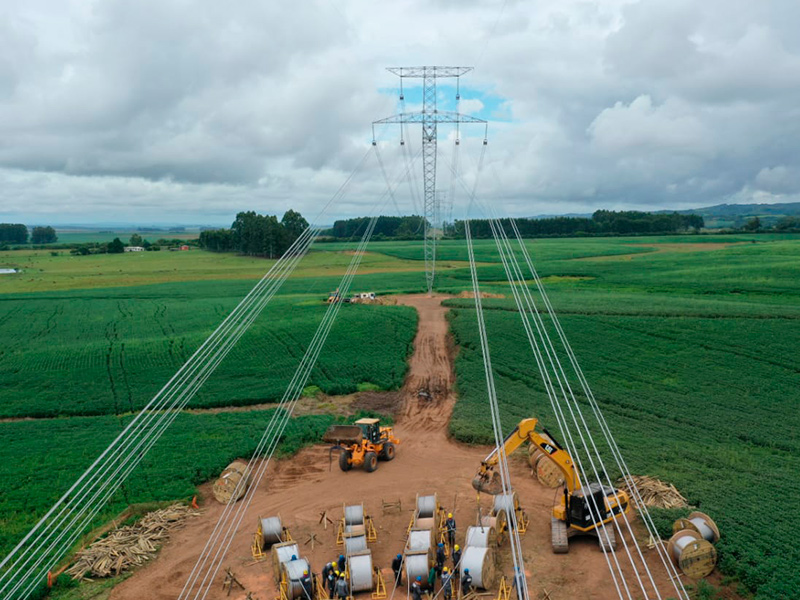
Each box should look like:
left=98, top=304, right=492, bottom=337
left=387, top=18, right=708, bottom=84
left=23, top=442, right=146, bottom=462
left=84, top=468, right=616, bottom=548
left=0, top=0, right=798, bottom=223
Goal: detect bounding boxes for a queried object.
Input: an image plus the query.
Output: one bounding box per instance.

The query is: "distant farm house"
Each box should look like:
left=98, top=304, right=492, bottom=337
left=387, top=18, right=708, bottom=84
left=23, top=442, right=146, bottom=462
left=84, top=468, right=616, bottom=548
left=180, top=245, right=190, bottom=251
left=124, top=246, right=145, bottom=252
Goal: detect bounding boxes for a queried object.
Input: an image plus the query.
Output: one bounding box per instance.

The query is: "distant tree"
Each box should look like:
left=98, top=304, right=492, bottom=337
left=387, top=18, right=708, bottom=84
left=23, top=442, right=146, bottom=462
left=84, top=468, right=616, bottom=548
left=31, top=226, right=57, bottom=244
left=281, top=209, right=309, bottom=239
left=129, top=233, right=143, bottom=246
left=0, top=223, right=29, bottom=244
left=108, top=237, right=125, bottom=253
left=744, top=217, right=762, bottom=231
left=775, top=216, right=800, bottom=231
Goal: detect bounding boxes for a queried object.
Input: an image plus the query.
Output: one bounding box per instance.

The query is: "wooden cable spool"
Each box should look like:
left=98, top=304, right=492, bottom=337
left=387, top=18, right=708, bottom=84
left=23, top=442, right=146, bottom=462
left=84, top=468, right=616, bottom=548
left=534, top=454, right=565, bottom=488
left=404, top=550, right=432, bottom=586
left=667, top=530, right=717, bottom=579
left=480, top=514, right=507, bottom=545
left=212, top=460, right=251, bottom=504
left=673, top=511, right=720, bottom=544
left=414, top=517, right=436, bottom=530
left=282, top=558, right=311, bottom=599
left=344, top=504, right=365, bottom=527
left=406, top=529, right=434, bottom=553
left=465, top=525, right=496, bottom=549
left=260, top=516, right=283, bottom=548
left=417, top=494, right=438, bottom=519
left=271, top=541, right=300, bottom=582
left=460, top=546, right=496, bottom=589
left=347, top=550, right=374, bottom=592
left=492, top=492, right=520, bottom=515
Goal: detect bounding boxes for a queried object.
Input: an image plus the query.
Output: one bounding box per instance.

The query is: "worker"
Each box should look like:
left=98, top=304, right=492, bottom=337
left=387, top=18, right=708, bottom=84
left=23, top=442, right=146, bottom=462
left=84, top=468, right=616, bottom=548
left=511, top=567, right=525, bottom=600
left=326, top=567, right=337, bottom=597
left=445, top=512, right=457, bottom=547
left=441, top=567, right=453, bottom=600
left=300, top=570, right=313, bottom=600
left=451, top=544, right=462, bottom=575
left=322, top=561, right=331, bottom=583
left=428, top=564, right=437, bottom=592
left=411, top=575, right=423, bottom=600
left=435, top=542, right=445, bottom=575
left=391, top=553, right=403, bottom=585
left=335, top=574, right=349, bottom=600
left=337, top=554, right=346, bottom=573
left=461, top=568, right=473, bottom=595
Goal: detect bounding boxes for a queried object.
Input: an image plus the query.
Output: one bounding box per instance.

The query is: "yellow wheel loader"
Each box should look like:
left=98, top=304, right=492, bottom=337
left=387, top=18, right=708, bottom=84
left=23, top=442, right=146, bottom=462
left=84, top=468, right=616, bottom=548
left=472, top=418, right=630, bottom=553
left=323, top=418, right=400, bottom=473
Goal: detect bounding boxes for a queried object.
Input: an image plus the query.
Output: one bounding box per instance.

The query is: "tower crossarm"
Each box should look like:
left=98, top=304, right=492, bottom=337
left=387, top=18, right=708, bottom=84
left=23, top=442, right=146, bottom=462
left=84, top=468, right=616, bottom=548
left=373, top=111, right=486, bottom=125
left=386, top=66, right=473, bottom=78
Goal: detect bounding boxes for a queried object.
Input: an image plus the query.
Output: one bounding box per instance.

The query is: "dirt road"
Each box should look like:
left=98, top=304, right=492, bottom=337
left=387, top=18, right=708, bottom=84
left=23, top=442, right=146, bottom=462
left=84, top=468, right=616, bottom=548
left=110, top=294, right=700, bottom=600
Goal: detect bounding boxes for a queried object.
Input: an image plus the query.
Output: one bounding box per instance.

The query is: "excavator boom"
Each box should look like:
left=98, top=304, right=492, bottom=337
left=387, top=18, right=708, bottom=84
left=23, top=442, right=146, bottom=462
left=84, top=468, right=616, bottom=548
left=472, top=418, right=579, bottom=494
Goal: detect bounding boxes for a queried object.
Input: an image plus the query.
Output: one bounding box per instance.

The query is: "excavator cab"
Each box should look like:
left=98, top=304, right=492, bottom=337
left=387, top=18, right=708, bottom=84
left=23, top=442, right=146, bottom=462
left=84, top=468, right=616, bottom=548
left=567, top=483, right=627, bottom=529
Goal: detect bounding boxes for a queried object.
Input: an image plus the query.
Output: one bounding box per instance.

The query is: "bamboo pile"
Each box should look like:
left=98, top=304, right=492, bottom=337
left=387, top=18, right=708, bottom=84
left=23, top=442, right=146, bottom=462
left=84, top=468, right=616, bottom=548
left=67, top=503, right=200, bottom=579
left=619, top=476, right=687, bottom=509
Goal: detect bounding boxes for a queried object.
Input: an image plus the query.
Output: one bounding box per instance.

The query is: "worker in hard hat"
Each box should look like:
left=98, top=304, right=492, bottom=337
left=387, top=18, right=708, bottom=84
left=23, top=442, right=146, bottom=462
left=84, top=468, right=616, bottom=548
left=441, top=567, right=453, bottom=600
left=411, top=575, right=423, bottom=600
left=391, top=553, right=403, bottom=585
left=335, top=574, right=349, bottom=600
left=445, top=512, right=457, bottom=547
left=326, top=566, right=337, bottom=597
left=321, top=561, right=332, bottom=584
left=337, top=553, right=346, bottom=573
left=300, top=569, right=312, bottom=600
left=451, top=544, right=462, bottom=576
left=461, top=568, right=473, bottom=595
left=435, top=542, right=445, bottom=576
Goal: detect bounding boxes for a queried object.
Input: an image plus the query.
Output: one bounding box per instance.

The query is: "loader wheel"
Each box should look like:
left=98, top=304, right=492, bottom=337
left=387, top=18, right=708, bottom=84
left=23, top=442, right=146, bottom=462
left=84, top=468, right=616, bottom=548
left=551, top=518, right=569, bottom=554
left=380, top=442, right=396, bottom=461
left=364, top=452, right=378, bottom=473
left=339, top=450, right=353, bottom=472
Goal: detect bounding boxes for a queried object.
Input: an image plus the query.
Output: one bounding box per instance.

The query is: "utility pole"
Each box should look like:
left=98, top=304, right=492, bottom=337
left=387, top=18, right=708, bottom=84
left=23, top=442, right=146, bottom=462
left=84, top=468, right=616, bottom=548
left=374, top=66, right=487, bottom=294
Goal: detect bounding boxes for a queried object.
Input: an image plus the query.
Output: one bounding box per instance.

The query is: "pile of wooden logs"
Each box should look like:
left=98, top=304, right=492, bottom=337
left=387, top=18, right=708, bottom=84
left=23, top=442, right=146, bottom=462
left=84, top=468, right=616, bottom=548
left=618, top=475, right=688, bottom=509
left=67, top=503, right=199, bottom=579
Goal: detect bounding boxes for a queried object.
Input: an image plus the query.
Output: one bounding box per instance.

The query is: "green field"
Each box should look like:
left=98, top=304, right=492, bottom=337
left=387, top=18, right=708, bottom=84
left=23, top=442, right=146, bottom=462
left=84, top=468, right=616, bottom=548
left=1, top=234, right=799, bottom=599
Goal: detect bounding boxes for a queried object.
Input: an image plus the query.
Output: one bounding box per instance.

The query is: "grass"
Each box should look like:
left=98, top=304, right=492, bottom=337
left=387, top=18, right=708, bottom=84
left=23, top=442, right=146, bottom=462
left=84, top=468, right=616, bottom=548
left=2, top=233, right=800, bottom=599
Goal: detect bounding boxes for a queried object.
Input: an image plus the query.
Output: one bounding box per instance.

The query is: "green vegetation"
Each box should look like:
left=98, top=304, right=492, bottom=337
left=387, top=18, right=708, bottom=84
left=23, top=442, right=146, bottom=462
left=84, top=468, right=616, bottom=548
left=444, top=234, right=800, bottom=600
left=199, top=210, right=308, bottom=256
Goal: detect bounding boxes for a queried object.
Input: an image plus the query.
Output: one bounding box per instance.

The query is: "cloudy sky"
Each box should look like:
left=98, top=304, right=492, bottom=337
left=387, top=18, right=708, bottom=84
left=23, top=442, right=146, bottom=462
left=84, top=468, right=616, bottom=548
left=1, top=0, right=799, bottom=226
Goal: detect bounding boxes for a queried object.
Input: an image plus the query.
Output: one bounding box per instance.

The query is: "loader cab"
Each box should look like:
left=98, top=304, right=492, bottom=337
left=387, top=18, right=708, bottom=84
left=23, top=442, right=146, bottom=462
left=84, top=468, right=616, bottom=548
left=568, top=483, right=619, bottom=529
left=355, top=418, right=382, bottom=444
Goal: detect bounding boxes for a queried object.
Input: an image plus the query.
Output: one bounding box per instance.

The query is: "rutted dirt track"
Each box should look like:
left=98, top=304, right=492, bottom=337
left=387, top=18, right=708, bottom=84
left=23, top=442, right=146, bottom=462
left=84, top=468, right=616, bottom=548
left=111, top=294, right=692, bottom=600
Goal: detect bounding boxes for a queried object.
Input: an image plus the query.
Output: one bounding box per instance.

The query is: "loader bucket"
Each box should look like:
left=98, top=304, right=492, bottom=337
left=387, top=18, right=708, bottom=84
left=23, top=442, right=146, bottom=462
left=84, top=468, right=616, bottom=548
left=471, top=470, right=503, bottom=495
left=322, top=425, right=363, bottom=445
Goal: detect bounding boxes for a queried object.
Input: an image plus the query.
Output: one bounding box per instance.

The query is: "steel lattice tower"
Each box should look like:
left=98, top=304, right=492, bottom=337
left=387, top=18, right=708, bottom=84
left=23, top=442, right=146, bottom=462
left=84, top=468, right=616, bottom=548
left=374, top=66, right=487, bottom=294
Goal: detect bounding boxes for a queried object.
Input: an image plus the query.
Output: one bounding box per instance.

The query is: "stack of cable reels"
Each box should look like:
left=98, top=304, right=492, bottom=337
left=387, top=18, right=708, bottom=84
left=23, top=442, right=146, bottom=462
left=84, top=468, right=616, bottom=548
left=460, top=546, right=496, bottom=589
left=282, top=558, right=311, bottom=599
left=344, top=503, right=366, bottom=535
left=212, top=460, right=251, bottom=504
left=260, top=516, right=284, bottom=548
left=271, top=541, right=300, bottom=582
left=667, top=512, right=721, bottom=579
left=416, top=494, right=438, bottom=519
left=404, top=549, right=433, bottom=587
left=406, top=529, right=434, bottom=553
left=347, top=550, right=375, bottom=593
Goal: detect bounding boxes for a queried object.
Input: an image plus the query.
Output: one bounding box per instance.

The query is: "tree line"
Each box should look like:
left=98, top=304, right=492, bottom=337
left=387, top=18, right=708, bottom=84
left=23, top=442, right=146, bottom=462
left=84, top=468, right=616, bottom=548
left=325, top=215, right=427, bottom=240
left=0, top=224, right=58, bottom=244
left=199, top=210, right=309, bottom=257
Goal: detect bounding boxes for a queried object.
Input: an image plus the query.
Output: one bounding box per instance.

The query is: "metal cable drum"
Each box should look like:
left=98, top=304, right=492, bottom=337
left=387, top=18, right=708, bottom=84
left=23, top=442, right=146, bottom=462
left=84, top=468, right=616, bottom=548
left=416, top=494, right=438, bottom=519
left=212, top=460, right=251, bottom=504
left=667, top=530, right=717, bottom=579
left=673, top=511, right=720, bottom=544
left=271, top=541, right=299, bottom=582
left=405, top=550, right=433, bottom=586
left=460, top=546, right=496, bottom=589
left=347, top=550, right=374, bottom=592
left=492, top=492, right=519, bottom=515
left=261, top=516, right=283, bottom=547
left=344, top=533, right=368, bottom=555
left=282, top=558, right=311, bottom=599
left=344, top=504, right=365, bottom=526
left=406, top=529, right=434, bottom=553
left=414, top=517, right=436, bottom=530
left=465, top=525, right=496, bottom=548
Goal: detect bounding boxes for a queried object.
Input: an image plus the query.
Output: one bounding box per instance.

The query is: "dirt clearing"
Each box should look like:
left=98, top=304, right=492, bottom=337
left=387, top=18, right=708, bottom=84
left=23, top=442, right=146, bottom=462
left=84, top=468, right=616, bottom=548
left=109, top=294, right=729, bottom=600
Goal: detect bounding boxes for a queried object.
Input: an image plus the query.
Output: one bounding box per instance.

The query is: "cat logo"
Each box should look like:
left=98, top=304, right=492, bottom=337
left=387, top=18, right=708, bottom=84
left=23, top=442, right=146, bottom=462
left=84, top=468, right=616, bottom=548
left=542, top=443, right=556, bottom=454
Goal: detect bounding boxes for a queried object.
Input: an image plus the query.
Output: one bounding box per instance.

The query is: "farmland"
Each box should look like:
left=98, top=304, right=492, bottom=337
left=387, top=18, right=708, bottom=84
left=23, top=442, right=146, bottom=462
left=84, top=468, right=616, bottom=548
left=1, top=234, right=799, bottom=599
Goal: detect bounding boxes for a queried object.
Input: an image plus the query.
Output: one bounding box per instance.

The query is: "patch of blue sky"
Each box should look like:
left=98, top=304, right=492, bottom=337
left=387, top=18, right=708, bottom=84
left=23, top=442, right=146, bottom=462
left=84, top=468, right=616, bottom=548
left=377, top=84, right=513, bottom=123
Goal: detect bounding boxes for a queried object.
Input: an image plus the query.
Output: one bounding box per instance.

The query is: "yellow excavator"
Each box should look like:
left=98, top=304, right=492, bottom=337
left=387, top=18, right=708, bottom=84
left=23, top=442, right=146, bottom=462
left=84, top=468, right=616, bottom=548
left=472, top=418, right=630, bottom=553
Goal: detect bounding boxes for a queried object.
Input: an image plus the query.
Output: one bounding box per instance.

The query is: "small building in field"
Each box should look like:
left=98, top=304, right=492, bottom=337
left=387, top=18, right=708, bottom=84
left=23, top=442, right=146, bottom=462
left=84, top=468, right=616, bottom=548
left=180, top=245, right=190, bottom=251
left=124, top=246, right=145, bottom=252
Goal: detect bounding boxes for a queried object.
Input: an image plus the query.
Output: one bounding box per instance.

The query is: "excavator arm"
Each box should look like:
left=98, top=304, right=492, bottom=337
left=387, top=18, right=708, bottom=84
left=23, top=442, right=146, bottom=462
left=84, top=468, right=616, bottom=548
left=472, top=418, right=580, bottom=495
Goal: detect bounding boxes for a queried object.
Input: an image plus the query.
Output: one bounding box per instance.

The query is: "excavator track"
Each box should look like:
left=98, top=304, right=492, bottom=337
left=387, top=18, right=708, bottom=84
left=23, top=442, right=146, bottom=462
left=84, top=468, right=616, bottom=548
left=551, top=518, right=569, bottom=554
left=598, top=525, right=617, bottom=552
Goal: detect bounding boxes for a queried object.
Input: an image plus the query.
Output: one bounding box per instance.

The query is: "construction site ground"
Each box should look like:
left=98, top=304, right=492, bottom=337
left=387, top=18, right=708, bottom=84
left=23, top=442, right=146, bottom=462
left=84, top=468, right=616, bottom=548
left=109, top=294, right=735, bottom=600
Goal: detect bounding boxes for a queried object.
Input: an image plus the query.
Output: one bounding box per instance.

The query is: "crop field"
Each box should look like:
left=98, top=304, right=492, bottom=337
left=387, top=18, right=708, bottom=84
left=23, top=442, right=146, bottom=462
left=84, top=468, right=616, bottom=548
left=1, top=233, right=799, bottom=599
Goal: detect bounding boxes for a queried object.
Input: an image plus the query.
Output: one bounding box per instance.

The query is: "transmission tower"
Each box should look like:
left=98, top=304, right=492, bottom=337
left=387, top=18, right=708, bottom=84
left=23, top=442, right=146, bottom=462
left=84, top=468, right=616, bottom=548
left=374, top=66, right=487, bottom=294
